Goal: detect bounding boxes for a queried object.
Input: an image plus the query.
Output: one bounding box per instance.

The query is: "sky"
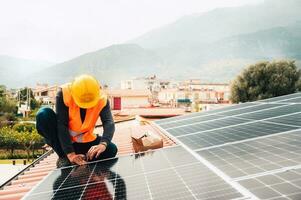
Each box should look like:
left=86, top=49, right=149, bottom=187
left=0, top=0, right=263, bottom=63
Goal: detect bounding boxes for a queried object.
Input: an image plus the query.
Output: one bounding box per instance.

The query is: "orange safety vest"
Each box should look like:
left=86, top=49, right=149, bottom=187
left=61, top=83, right=107, bottom=143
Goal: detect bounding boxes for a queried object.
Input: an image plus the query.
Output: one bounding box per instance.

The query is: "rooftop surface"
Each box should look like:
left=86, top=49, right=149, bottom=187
left=0, top=120, right=176, bottom=200
left=114, top=107, right=187, bottom=117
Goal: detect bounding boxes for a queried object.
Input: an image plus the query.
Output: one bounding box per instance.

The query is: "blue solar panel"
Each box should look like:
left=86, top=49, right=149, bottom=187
left=154, top=92, right=301, bottom=200
left=197, top=130, right=301, bottom=179
left=23, top=146, right=245, bottom=200
left=155, top=102, right=256, bottom=125
left=178, top=121, right=298, bottom=150
left=239, top=167, right=301, bottom=199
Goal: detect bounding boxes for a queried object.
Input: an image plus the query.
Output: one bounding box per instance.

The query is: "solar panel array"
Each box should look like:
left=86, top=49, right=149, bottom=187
left=155, top=92, right=301, bottom=200
left=23, top=146, right=244, bottom=200
left=23, top=92, right=301, bottom=200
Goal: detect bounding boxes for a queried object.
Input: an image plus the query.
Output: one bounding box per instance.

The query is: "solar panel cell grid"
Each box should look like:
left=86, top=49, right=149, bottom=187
left=197, top=131, right=301, bottom=179
left=279, top=96, right=301, bottom=103
left=155, top=102, right=256, bottom=125
left=258, top=93, right=301, bottom=103
left=159, top=103, right=283, bottom=130
left=221, top=104, right=301, bottom=121
left=153, top=92, right=301, bottom=200
left=23, top=146, right=244, bottom=200
left=167, top=117, right=250, bottom=137
left=159, top=105, right=301, bottom=139
left=212, top=103, right=283, bottom=117
left=157, top=92, right=300, bottom=126
left=266, top=113, right=301, bottom=127
left=239, top=168, right=301, bottom=200
left=178, top=121, right=297, bottom=150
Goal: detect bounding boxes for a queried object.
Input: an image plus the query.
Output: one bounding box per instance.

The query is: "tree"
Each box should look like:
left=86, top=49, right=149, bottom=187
left=230, top=60, right=301, bottom=103
left=18, top=129, right=43, bottom=159
left=0, top=127, right=19, bottom=156
left=0, top=85, right=18, bottom=127
left=0, top=85, right=6, bottom=97
left=19, top=87, right=41, bottom=110
left=0, top=98, right=17, bottom=114
left=0, top=126, right=43, bottom=159
left=0, top=85, right=17, bottom=114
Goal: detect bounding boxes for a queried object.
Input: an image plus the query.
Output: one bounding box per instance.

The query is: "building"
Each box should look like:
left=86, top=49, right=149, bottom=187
left=158, top=80, right=231, bottom=109
left=120, top=78, right=149, bottom=90
left=120, top=76, right=171, bottom=105
left=32, top=84, right=59, bottom=106
left=105, top=89, right=152, bottom=110
left=121, top=75, right=170, bottom=90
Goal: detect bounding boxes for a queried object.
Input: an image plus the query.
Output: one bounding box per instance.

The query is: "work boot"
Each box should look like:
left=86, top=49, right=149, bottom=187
left=56, top=157, right=71, bottom=168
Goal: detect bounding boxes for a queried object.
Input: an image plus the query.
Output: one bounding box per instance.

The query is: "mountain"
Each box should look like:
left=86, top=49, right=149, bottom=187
left=0, top=56, right=53, bottom=88
left=174, top=23, right=301, bottom=82
left=131, top=0, right=301, bottom=49
left=19, top=0, right=301, bottom=86
left=28, top=44, right=163, bottom=87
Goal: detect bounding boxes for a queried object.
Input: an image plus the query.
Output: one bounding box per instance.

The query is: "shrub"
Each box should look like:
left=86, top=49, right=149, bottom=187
left=0, top=126, right=44, bottom=159
left=13, top=123, right=36, bottom=133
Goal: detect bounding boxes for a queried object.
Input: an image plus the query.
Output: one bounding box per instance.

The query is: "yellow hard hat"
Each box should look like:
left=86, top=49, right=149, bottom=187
left=70, top=74, right=103, bottom=108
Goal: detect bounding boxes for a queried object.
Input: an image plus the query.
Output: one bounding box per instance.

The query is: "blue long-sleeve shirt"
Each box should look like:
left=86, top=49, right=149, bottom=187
left=56, top=89, right=115, bottom=154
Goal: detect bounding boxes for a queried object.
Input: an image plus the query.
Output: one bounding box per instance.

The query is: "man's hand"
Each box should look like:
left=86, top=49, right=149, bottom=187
left=67, top=153, right=87, bottom=166
left=87, top=143, right=107, bottom=161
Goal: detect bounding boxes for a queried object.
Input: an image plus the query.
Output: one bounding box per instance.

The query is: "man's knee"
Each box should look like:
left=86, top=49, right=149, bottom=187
left=107, top=142, right=118, bottom=158
left=36, top=107, right=56, bottom=135
left=36, top=107, right=56, bottom=122
left=100, top=142, right=118, bottom=160
left=36, top=107, right=56, bottom=120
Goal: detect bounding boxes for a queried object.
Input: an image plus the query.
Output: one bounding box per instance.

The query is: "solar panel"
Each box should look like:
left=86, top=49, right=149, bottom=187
left=23, top=146, right=245, bottom=200
left=197, top=130, right=301, bottom=179
left=159, top=103, right=283, bottom=130
left=266, top=112, right=301, bottom=127
left=157, top=93, right=301, bottom=126
left=257, top=92, right=301, bottom=103
left=154, top=92, right=301, bottom=199
left=229, top=104, right=301, bottom=121
left=157, top=104, right=301, bottom=136
left=166, top=117, right=251, bottom=137
left=178, top=121, right=298, bottom=150
left=280, top=96, right=301, bottom=103
left=238, top=167, right=301, bottom=199
left=155, top=102, right=256, bottom=125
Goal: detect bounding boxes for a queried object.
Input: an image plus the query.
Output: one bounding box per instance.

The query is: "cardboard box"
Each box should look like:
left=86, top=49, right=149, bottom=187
left=131, top=130, right=163, bottom=153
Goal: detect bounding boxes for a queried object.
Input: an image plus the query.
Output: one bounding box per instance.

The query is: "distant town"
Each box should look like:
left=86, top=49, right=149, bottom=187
left=7, top=76, right=231, bottom=119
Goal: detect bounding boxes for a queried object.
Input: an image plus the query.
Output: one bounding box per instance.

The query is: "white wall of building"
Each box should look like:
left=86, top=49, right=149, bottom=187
left=121, top=96, right=150, bottom=108
left=121, top=79, right=149, bottom=90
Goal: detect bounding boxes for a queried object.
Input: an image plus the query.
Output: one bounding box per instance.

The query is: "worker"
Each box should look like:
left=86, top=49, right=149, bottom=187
left=36, top=74, right=117, bottom=168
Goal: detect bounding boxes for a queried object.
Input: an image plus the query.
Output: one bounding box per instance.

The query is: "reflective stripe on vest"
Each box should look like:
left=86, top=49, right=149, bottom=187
left=69, top=130, right=86, bottom=143
left=61, top=83, right=107, bottom=143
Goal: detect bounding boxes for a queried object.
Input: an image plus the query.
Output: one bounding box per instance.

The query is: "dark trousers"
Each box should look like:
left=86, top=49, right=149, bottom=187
left=36, top=107, right=118, bottom=161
